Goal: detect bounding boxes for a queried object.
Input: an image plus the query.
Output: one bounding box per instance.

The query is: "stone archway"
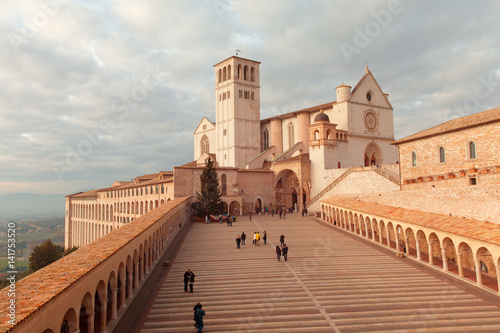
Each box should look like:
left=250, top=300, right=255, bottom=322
left=229, top=201, right=240, bottom=215
left=364, top=142, right=383, bottom=166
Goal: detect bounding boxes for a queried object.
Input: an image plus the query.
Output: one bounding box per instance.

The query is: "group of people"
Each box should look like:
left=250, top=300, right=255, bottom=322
left=276, top=234, right=289, bottom=262
left=183, top=269, right=196, bottom=293
left=236, top=230, right=268, bottom=248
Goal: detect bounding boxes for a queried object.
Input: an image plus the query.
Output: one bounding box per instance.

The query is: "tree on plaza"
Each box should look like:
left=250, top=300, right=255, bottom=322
left=192, top=157, right=225, bottom=216
left=29, top=239, right=64, bottom=272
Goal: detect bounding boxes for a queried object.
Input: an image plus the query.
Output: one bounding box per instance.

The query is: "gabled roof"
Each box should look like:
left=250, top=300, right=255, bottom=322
left=394, top=107, right=500, bottom=145
left=193, top=117, right=215, bottom=134
left=349, top=68, right=392, bottom=109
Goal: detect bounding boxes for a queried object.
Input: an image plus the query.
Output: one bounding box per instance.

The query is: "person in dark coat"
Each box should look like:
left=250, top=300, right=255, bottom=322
left=183, top=269, right=191, bottom=292
left=241, top=232, right=246, bottom=245
left=276, top=245, right=281, bottom=262
left=189, top=271, right=196, bottom=292
left=282, top=244, right=289, bottom=262
left=194, top=303, right=205, bottom=332
left=263, top=231, right=267, bottom=244
left=236, top=235, right=241, bottom=249
left=193, top=303, right=202, bottom=328
left=279, top=234, right=285, bottom=247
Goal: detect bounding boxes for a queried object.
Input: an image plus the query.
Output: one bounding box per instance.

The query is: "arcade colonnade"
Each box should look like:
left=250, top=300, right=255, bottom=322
left=0, top=197, right=192, bottom=333
left=67, top=197, right=173, bottom=248
left=320, top=197, right=500, bottom=294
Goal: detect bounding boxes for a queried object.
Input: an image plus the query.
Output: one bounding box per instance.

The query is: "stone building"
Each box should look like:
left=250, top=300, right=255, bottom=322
left=66, top=55, right=399, bottom=248
left=394, top=107, right=500, bottom=190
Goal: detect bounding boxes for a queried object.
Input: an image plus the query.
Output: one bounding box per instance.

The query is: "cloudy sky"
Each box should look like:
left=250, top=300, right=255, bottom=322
left=1, top=0, right=499, bottom=196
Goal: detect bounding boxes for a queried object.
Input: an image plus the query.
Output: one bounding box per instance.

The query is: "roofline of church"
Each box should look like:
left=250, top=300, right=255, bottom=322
left=214, top=55, right=262, bottom=67
left=260, top=101, right=335, bottom=122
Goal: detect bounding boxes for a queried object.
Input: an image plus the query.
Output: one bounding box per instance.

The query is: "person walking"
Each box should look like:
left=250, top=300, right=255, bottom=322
left=241, top=232, right=246, bottom=245
left=194, top=303, right=205, bottom=333
left=189, top=271, right=196, bottom=293
left=193, top=303, right=202, bottom=328
left=263, top=231, right=267, bottom=244
left=256, top=232, right=261, bottom=245
left=271, top=209, right=274, bottom=217
left=236, top=234, right=241, bottom=249
left=249, top=212, right=252, bottom=222
left=282, top=244, right=289, bottom=262
left=283, top=209, right=286, bottom=219
left=253, top=232, right=257, bottom=245
left=276, top=245, right=281, bottom=262
left=183, top=269, right=191, bottom=292
left=279, top=209, right=282, bottom=219
left=280, top=234, right=285, bottom=247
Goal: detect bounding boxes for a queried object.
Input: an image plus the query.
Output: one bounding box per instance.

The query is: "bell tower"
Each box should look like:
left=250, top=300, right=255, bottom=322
left=214, top=56, right=261, bottom=168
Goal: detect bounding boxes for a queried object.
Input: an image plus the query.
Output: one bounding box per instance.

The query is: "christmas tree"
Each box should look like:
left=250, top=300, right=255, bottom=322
left=192, top=157, right=224, bottom=216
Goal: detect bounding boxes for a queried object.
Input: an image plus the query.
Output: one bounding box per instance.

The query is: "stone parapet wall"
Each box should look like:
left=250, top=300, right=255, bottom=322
left=347, top=184, right=500, bottom=224
left=308, top=170, right=399, bottom=213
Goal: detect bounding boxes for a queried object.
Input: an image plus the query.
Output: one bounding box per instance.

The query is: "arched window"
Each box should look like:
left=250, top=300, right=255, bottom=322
left=244, top=66, right=248, bottom=80
left=439, top=146, right=446, bottom=163
left=223, top=67, right=227, bottom=81
left=469, top=141, right=476, bottom=159
left=411, top=151, right=417, bottom=167
left=218, top=69, right=222, bottom=83
left=238, top=65, right=242, bottom=79
left=251, top=67, right=255, bottom=81
left=228, top=65, right=231, bottom=79
left=288, top=122, right=295, bottom=148
left=221, top=174, right=227, bottom=196
left=262, top=129, right=269, bottom=151
left=201, top=135, right=210, bottom=155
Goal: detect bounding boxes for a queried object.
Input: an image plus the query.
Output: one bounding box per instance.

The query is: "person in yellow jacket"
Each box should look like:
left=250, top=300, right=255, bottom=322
left=256, top=232, right=261, bottom=245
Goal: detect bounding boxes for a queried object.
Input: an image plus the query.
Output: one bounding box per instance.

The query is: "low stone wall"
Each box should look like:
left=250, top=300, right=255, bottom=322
left=347, top=184, right=500, bottom=224
left=0, top=197, right=193, bottom=333
left=308, top=170, right=400, bottom=213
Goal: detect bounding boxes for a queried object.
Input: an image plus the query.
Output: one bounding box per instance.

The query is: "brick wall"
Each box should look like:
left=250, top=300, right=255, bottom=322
left=397, top=121, right=500, bottom=188
left=347, top=183, right=500, bottom=224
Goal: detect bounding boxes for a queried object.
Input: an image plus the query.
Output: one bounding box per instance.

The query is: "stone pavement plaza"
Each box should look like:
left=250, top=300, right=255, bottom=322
left=134, top=213, right=500, bottom=332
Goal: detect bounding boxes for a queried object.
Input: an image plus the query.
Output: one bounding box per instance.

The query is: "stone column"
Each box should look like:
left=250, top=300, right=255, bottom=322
left=428, top=242, right=434, bottom=265
left=441, top=247, right=449, bottom=271
left=134, top=262, right=140, bottom=287
left=111, top=288, right=117, bottom=319
left=121, top=277, right=128, bottom=306
left=127, top=270, right=133, bottom=298
left=395, top=232, right=400, bottom=252
left=457, top=253, right=464, bottom=278
left=88, top=312, right=95, bottom=333
left=145, top=252, right=150, bottom=274
left=475, top=258, right=483, bottom=285
left=496, top=266, right=500, bottom=295
left=416, top=239, right=421, bottom=261
left=100, top=297, right=108, bottom=333
left=386, top=229, right=390, bottom=247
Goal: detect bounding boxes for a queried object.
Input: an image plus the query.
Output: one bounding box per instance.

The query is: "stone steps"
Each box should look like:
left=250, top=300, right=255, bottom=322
left=139, top=214, right=500, bottom=332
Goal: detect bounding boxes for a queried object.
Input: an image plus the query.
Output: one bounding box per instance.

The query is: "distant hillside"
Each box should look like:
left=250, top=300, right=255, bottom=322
left=0, top=193, right=65, bottom=221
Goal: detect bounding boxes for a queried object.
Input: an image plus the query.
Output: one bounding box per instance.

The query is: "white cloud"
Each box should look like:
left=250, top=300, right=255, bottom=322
left=1, top=0, right=500, bottom=195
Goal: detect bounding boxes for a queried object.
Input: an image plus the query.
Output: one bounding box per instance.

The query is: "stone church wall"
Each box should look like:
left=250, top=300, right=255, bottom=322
left=348, top=183, right=500, bottom=224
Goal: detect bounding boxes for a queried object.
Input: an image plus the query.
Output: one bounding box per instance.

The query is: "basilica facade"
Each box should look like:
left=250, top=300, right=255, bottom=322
left=65, top=55, right=398, bottom=248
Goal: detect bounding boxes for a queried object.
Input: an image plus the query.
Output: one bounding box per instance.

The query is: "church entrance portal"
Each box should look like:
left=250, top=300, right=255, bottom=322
left=254, top=198, right=262, bottom=213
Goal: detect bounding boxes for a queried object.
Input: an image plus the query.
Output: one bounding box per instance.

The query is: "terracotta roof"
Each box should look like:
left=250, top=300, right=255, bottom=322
left=394, top=107, right=500, bottom=145
left=0, top=197, right=191, bottom=333
left=262, top=102, right=334, bottom=122
left=322, top=196, right=500, bottom=245
left=68, top=189, right=98, bottom=198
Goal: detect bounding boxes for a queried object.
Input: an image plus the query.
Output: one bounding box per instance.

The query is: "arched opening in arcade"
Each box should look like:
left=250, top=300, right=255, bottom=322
left=254, top=198, right=262, bottom=213
left=364, top=142, right=382, bottom=167
left=229, top=201, right=240, bottom=216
